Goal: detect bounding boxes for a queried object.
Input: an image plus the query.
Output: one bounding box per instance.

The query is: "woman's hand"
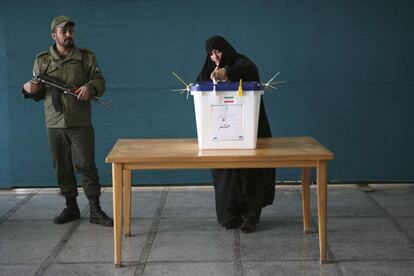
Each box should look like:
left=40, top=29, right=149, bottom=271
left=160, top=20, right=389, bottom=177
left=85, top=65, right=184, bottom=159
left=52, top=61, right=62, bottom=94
left=210, top=67, right=228, bottom=82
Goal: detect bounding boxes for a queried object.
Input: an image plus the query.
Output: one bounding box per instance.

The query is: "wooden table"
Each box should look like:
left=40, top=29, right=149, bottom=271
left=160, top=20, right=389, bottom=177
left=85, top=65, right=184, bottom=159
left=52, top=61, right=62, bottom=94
left=105, top=137, right=334, bottom=267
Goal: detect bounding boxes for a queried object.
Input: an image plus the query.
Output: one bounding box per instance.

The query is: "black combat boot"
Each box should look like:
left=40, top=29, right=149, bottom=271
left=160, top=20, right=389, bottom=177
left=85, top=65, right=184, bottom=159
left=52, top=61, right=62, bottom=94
left=88, top=196, right=113, bottom=227
left=53, top=196, right=81, bottom=224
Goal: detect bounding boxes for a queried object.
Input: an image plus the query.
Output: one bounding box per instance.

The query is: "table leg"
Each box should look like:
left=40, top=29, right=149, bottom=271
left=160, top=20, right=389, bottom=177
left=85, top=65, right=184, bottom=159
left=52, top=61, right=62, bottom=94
left=317, top=161, right=328, bottom=264
left=112, top=163, right=123, bottom=267
left=301, top=168, right=311, bottom=234
left=123, top=169, right=132, bottom=237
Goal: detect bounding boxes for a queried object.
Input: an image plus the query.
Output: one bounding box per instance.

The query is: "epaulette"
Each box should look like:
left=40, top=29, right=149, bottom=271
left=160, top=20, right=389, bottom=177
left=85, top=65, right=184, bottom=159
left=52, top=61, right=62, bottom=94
left=79, top=48, right=94, bottom=53
left=36, top=51, right=48, bottom=58
left=79, top=48, right=96, bottom=59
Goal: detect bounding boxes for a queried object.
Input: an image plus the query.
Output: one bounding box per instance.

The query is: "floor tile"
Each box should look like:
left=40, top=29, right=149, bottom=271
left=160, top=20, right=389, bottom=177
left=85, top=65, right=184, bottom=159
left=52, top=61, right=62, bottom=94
left=0, top=264, right=37, bottom=276
left=370, top=190, right=414, bottom=217
left=0, top=221, right=70, bottom=264
left=44, top=263, right=136, bottom=276
left=243, top=261, right=340, bottom=276
left=148, top=218, right=233, bottom=262
left=143, top=261, right=234, bottom=276
left=339, top=260, right=414, bottom=276
left=130, top=191, right=163, bottom=218
left=323, top=190, right=387, bottom=218
left=328, top=218, right=414, bottom=260
left=261, top=190, right=303, bottom=218
left=265, top=189, right=387, bottom=220
left=396, top=217, right=414, bottom=241
left=157, top=216, right=224, bottom=233
left=162, top=190, right=216, bottom=218
left=55, top=219, right=152, bottom=264
left=0, top=193, right=28, bottom=219
left=240, top=218, right=320, bottom=261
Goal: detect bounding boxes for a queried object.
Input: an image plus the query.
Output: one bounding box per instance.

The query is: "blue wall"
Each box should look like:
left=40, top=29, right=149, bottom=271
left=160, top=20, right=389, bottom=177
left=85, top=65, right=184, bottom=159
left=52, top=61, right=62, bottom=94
left=1, top=0, right=414, bottom=188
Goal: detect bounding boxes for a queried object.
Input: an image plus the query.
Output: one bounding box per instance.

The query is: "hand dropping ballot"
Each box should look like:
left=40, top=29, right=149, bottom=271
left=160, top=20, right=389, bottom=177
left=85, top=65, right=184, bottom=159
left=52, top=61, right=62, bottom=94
left=171, top=72, right=284, bottom=149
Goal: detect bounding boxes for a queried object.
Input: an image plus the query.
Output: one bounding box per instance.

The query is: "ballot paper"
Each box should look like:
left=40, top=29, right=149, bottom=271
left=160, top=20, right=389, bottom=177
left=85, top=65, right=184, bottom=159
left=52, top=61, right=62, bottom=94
left=211, top=104, right=244, bottom=141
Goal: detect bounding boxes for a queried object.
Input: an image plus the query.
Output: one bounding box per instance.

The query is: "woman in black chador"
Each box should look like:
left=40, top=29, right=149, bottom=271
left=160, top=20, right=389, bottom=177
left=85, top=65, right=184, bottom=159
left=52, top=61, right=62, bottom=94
left=196, top=35, right=275, bottom=233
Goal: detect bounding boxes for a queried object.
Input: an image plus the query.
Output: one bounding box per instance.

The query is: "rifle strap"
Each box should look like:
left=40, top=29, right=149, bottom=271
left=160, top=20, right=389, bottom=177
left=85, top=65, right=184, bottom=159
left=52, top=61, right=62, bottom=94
left=40, top=59, right=63, bottom=112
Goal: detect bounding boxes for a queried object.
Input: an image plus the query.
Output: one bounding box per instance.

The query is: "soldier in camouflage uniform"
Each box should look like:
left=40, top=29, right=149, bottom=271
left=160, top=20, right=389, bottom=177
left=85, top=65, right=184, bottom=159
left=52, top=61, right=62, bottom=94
left=22, top=15, right=113, bottom=227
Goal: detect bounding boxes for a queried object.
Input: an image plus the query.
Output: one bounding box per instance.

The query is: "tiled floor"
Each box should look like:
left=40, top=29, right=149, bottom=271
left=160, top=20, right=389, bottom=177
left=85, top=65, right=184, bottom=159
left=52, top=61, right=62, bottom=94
left=0, top=184, right=414, bottom=276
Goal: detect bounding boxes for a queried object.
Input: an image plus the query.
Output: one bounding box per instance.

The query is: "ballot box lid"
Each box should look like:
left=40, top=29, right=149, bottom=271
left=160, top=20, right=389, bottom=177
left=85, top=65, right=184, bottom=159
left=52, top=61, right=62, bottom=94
left=190, top=81, right=263, bottom=92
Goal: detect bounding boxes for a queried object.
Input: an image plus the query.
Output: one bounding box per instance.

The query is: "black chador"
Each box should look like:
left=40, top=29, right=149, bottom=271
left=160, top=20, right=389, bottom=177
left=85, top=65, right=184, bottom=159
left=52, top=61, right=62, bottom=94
left=196, top=36, right=275, bottom=231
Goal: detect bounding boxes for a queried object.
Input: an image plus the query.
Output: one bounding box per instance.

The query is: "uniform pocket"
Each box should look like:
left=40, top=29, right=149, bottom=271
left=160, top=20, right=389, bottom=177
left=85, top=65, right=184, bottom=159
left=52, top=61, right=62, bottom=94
left=66, top=61, right=87, bottom=85
left=45, top=63, right=58, bottom=75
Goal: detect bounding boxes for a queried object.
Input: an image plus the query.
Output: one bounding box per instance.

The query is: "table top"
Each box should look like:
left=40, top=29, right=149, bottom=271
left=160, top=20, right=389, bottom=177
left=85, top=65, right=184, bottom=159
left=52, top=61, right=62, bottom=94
left=105, top=137, right=334, bottom=164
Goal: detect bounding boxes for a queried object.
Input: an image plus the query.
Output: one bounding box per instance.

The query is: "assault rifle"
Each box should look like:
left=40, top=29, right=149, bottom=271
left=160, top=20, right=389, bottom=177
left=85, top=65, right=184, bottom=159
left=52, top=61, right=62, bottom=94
left=33, top=74, right=112, bottom=109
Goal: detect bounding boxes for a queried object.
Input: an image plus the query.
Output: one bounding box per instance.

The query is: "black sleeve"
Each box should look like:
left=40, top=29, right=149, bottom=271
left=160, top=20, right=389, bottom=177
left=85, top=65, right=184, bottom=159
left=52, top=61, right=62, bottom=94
left=225, top=55, right=260, bottom=82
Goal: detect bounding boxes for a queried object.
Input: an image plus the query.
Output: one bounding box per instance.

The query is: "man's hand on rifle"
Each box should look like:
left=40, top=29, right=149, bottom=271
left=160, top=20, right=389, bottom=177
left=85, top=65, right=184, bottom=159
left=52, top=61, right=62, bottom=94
left=23, top=80, right=43, bottom=94
left=75, top=85, right=92, bottom=101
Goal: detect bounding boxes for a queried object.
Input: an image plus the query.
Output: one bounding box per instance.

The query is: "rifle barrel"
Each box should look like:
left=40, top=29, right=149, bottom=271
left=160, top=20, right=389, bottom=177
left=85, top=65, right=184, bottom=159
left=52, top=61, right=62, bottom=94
left=35, top=76, right=112, bottom=109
